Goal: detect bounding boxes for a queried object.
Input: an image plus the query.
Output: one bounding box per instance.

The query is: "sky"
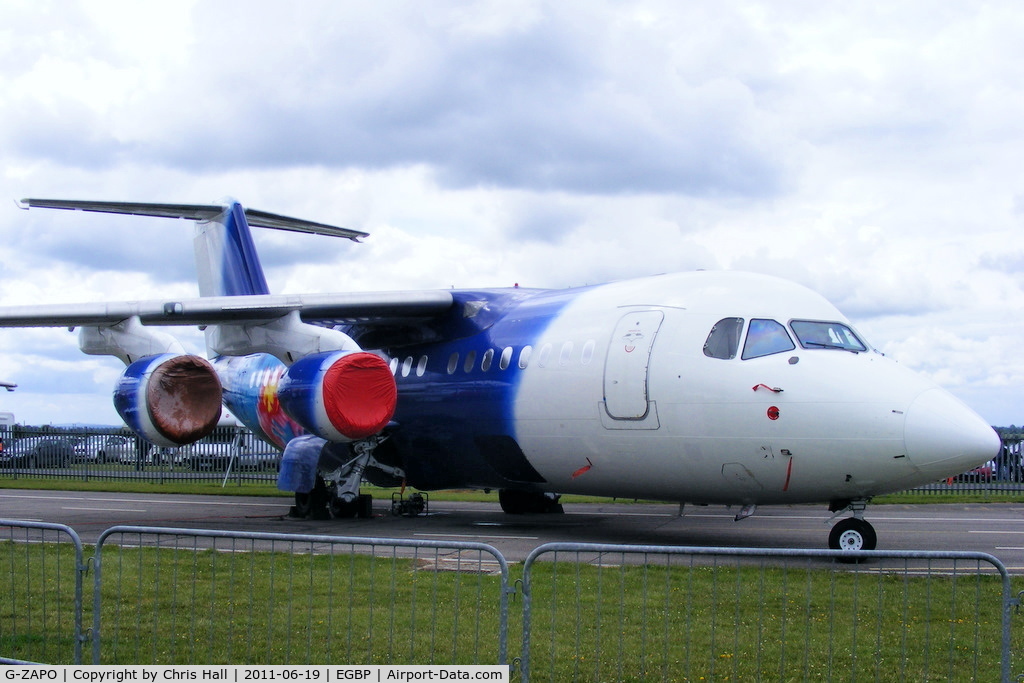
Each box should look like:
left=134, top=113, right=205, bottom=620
left=0, top=1, right=1021, bottom=427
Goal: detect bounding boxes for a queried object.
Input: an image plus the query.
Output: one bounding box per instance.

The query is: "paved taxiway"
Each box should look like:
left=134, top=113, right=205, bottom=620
left=3, top=489, right=1024, bottom=572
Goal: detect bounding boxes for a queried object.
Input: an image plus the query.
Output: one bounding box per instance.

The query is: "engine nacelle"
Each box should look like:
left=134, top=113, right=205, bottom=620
left=278, top=350, right=397, bottom=442
left=113, top=353, right=223, bottom=447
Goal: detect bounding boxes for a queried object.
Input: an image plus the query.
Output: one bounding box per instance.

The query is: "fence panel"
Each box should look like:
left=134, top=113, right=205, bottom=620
left=0, top=426, right=279, bottom=486
left=92, top=525, right=511, bottom=666
left=0, top=519, right=85, bottom=664
left=4, top=428, right=1022, bottom=497
left=521, top=543, right=1016, bottom=683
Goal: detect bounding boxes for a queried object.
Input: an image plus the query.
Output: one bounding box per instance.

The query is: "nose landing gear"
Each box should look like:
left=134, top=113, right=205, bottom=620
left=828, top=517, right=877, bottom=551
left=827, top=499, right=877, bottom=551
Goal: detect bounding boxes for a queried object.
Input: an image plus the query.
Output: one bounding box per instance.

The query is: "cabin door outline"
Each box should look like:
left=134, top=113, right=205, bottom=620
left=603, top=310, right=664, bottom=420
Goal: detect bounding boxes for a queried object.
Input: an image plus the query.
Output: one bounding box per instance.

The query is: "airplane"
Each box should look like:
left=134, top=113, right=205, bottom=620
left=0, top=198, right=1000, bottom=551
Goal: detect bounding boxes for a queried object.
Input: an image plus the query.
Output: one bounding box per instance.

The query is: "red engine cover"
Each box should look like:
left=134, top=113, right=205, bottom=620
left=321, top=353, right=397, bottom=439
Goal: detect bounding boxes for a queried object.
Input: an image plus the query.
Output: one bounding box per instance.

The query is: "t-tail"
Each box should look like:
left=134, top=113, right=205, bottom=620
left=18, top=197, right=367, bottom=300
left=193, top=201, right=271, bottom=297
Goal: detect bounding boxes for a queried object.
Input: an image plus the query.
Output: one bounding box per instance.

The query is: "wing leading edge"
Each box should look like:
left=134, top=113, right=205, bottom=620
left=0, top=291, right=455, bottom=328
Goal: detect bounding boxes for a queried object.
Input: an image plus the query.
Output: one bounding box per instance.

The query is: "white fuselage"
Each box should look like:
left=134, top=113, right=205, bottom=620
left=513, top=272, right=997, bottom=504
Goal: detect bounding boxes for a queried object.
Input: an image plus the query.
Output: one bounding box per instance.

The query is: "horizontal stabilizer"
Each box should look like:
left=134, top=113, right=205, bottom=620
left=18, top=198, right=368, bottom=242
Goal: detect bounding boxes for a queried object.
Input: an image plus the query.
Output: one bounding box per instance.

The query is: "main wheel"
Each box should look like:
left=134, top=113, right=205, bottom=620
left=499, top=489, right=564, bottom=514
left=290, top=492, right=312, bottom=518
left=329, top=496, right=359, bottom=518
left=290, top=477, right=331, bottom=519
left=828, top=517, right=877, bottom=551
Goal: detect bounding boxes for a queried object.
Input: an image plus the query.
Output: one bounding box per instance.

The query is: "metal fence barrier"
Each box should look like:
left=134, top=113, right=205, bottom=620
left=520, top=543, right=1017, bottom=682
left=3, top=521, right=1023, bottom=680
left=92, top=526, right=511, bottom=666
left=3, top=428, right=1023, bottom=497
left=0, top=520, right=86, bottom=664
left=0, top=426, right=279, bottom=486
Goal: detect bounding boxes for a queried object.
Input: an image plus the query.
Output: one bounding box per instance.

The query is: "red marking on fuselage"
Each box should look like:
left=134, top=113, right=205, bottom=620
left=571, top=458, right=594, bottom=479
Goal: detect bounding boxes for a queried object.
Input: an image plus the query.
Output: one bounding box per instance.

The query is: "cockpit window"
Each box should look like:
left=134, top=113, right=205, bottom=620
left=704, top=317, right=744, bottom=360
left=791, top=320, right=867, bottom=352
left=741, top=319, right=795, bottom=360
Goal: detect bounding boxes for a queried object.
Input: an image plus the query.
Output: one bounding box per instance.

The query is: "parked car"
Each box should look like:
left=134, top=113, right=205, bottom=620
left=236, top=447, right=281, bottom=472
left=147, top=446, right=185, bottom=465
left=958, top=460, right=994, bottom=483
left=98, top=435, right=143, bottom=464
left=71, top=435, right=105, bottom=463
left=188, top=429, right=280, bottom=471
left=186, top=434, right=233, bottom=471
left=0, top=438, right=74, bottom=468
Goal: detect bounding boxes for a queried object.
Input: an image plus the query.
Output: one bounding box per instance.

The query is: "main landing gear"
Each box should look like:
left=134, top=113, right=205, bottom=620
left=289, top=435, right=403, bottom=520
left=827, top=499, right=876, bottom=551
left=498, top=489, right=564, bottom=514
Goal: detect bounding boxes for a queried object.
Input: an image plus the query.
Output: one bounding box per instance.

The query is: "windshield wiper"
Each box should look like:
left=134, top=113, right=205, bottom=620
left=803, top=341, right=860, bottom=353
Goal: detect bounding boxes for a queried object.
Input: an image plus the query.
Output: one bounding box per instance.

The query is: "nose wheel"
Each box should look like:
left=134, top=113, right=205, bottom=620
left=828, top=517, right=877, bottom=551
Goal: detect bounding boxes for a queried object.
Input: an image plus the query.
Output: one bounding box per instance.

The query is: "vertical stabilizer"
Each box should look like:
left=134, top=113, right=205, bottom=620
left=194, top=201, right=271, bottom=297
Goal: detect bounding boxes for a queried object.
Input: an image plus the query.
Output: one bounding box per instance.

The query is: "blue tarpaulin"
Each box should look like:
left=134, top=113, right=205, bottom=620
left=277, top=435, right=326, bottom=493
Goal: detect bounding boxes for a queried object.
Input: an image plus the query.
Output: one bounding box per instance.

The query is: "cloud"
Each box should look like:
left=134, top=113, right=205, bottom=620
left=3, top=3, right=795, bottom=198
left=0, top=0, right=1022, bottom=428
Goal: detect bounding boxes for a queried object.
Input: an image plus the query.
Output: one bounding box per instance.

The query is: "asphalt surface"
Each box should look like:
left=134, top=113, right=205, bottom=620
left=3, top=489, right=1024, bottom=571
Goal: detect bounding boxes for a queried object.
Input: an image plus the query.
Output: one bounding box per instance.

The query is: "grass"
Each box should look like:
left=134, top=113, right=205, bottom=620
left=525, top=558, right=1011, bottom=682
left=2, top=537, right=509, bottom=666
left=1, top=538, right=1016, bottom=680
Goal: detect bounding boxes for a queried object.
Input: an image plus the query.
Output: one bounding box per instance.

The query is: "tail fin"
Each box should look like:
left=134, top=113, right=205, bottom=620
left=193, top=201, right=271, bottom=297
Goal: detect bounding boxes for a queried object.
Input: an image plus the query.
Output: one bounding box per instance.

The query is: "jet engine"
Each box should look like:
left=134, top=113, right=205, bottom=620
left=113, top=353, right=223, bottom=447
left=278, top=350, right=397, bottom=442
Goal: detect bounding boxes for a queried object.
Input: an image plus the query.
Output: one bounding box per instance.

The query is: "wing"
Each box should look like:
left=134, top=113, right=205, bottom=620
left=0, top=291, right=454, bottom=328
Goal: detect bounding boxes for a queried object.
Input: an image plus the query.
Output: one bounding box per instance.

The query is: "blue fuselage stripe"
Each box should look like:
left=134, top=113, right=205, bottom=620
left=213, top=288, right=578, bottom=489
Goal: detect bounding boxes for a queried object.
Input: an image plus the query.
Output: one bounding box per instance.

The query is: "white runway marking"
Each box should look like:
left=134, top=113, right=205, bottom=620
left=414, top=532, right=539, bottom=540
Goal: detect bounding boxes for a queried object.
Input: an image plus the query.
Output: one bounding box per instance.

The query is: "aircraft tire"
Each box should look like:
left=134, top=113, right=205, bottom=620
left=828, top=517, right=877, bottom=553
left=499, top=489, right=529, bottom=514
left=290, top=492, right=312, bottom=518
left=327, top=492, right=373, bottom=518
left=329, top=497, right=356, bottom=518
left=358, top=493, right=373, bottom=518
left=499, top=489, right=564, bottom=514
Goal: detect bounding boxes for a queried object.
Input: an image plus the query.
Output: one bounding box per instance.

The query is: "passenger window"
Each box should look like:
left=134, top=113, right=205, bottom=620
left=401, top=356, right=414, bottom=377
left=447, top=353, right=459, bottom=375
left=481, top=348, right=494, bottom=372
left=559, top=341, right=574, bottom=366
left=537, top=343, right=552, bottom=368
left=390, top=358, right=399, bottom=375
left=519, top=345, right=533, bottom=369
left=741, top=319, right=795, bottom=360
left=704, top=317, right=744, bottom=360
left=581, top=340, right=596, bottom=365
left=416, top=356, right=428, bottom=377
left=499, top=347, right=513, bottom=370
left=464, top=350, right=477, bottom=373
left=791, top=320, right=867, bottom=353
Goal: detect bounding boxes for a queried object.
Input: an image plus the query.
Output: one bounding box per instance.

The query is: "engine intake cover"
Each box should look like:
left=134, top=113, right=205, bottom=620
left=279, top=351, right=397, bottom=442
left=114, top=353, right=223, bottom=447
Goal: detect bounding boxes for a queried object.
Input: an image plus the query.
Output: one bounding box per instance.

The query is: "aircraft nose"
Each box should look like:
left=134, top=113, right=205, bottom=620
left=904, top=388, right=1000, bottom=477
